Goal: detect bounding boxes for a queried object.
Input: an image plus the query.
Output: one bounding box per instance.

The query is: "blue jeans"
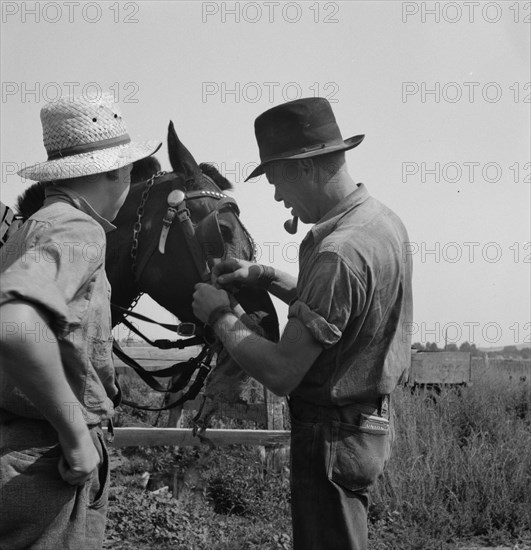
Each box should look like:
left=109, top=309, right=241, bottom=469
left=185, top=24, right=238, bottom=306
left=0, top=413, right=110, bottom=550
left=289, top=397, right=393, bottom=550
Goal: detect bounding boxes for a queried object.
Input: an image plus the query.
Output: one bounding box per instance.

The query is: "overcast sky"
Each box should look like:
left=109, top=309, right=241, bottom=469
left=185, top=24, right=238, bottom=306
left=1, top=1, right=529, bottom=348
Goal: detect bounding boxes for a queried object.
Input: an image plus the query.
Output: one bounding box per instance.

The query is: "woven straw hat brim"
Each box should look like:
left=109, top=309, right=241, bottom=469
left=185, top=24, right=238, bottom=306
left=18, top=139, right=162, bottom=182
left=245, top=134, right=364, bottom=181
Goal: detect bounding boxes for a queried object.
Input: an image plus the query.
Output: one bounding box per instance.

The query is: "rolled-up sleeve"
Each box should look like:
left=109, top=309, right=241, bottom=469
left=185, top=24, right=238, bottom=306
left=0, top=218, right=105, bottom=337
left=288, top=251, right=366, bottom=348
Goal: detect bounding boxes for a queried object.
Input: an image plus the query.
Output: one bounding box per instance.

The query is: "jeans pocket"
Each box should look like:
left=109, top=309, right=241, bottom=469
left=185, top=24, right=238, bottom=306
left=88, top=431, right=110, bottom=510
left=327, top=414, right=390, bottom=493
left=8, top=443, right=62, bottom=463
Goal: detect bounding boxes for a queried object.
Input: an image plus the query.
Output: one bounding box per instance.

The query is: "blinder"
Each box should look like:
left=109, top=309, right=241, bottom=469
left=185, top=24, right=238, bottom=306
left=196, top=198, right=240, bottom=259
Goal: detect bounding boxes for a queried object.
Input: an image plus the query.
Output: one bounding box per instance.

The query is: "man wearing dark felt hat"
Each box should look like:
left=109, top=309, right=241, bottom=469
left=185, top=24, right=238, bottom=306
left=193, top=97, right=413, bottom=550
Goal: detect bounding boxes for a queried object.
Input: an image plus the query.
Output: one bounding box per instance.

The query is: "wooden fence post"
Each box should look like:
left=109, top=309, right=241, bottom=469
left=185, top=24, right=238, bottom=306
left=166, top=385, right=183, bottom=428
left=167, top=403, right=183, bottom=428
left=265, top=388, right=285, bottom=430
left=264, top=388, right=289, bottom=472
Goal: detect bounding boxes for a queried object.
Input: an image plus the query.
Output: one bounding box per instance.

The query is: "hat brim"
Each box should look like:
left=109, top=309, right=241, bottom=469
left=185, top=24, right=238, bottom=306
left=245, top=134, right=365, bottom=182
left=18, top=139, right=162, bottom=182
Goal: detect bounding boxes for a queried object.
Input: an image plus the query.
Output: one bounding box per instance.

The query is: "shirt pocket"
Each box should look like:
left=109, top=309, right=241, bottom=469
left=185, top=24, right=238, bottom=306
left=327, top=414, right=391, bottom=493
left=84, top=336, right=113, bottom=407
left=84, top=275, right=113, bottom=408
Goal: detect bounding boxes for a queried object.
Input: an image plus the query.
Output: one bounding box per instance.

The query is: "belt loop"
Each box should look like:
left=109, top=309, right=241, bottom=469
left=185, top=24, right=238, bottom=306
left=378, top=395, right=389, bottom=418
left=286, top=395, right=292, bottom=413
left=105, top=418, right=115, bottom=444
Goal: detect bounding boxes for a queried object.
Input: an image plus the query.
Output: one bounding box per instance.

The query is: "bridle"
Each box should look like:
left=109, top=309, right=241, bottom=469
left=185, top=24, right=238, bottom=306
left=131, top=170, right=255, bottom=285
left=112, top=170, right=256, bottom=415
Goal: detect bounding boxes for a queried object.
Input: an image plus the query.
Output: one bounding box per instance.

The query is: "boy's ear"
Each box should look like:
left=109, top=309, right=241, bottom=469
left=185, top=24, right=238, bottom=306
left=104, top=169, right=120, bottom=181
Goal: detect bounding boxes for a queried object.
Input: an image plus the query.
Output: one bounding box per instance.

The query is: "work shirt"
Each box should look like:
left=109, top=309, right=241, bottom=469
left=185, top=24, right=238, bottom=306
left=288, top=183, right=413, bottom=406
left=0, top=185, right=119, bottom=425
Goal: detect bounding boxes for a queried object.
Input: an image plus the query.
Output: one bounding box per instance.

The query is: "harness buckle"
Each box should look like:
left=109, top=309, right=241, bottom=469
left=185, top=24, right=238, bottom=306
left=176, top=207, right=190, bottom=223
left=177, top=322, right=196, bottom=337
left=162, top=207, right=177, bottom=227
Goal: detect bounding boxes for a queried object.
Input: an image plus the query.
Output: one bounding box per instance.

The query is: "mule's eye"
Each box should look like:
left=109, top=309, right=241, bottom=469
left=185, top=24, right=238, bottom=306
left=219, top=223, right=233, bottom=242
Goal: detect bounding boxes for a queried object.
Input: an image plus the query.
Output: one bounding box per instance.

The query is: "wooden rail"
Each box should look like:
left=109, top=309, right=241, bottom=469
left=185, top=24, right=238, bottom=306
left=107, top=427, right=291, bottom=448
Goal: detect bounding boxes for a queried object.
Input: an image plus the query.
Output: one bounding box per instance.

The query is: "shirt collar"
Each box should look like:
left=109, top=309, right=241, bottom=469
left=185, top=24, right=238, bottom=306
left=44, top=185, right=116, bottom=233
left=308, top=183, right=370, bottom=245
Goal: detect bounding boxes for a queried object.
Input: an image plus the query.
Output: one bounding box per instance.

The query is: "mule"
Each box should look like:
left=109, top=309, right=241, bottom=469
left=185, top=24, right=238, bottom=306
left=12, top=122, right=279, bottom=425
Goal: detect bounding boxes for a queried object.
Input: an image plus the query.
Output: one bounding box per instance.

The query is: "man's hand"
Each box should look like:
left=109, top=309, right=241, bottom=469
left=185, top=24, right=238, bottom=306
left=211, top=258, right=264, bottom=289
left=57, top=429, right=100, bottom=486
left=193, top=283, right=231, bottom=324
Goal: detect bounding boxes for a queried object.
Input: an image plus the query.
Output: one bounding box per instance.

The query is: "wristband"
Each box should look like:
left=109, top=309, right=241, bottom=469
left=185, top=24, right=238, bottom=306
left=256, top=264, right=276, bottom=289
left=207, top=305, right=234, bottom=327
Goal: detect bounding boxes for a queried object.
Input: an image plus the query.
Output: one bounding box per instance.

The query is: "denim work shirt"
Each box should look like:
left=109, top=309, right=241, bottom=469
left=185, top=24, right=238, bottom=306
left=288, top=183, right=413, bottom=406
left=0, top=185, right=119, bottom=425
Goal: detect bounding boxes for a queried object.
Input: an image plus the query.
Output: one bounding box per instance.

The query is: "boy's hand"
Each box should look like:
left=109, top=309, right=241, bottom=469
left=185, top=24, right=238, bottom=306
left=58, top=429, right=100, bottom=486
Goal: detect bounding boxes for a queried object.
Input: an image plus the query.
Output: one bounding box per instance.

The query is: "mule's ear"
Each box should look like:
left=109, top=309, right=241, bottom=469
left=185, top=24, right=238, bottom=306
left=167, top=121, right=201, bottom=179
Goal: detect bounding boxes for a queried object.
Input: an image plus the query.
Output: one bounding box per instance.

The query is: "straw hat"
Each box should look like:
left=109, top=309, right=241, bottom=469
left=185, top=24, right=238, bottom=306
left=18, top=94, right=162, bottom=182
left=245, top=97, right=364, bottom=181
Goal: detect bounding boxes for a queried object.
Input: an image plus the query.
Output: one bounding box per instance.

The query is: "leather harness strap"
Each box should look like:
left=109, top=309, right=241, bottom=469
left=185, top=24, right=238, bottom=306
left=118, top=315, right=205, bottom=350
left=111, top=302, right=193, bottom=334
left=114, top=340, right=216, bottom=411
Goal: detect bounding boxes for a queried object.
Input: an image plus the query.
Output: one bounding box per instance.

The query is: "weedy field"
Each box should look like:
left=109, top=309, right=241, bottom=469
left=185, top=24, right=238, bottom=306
left=105, top=377, right=531, bottom=550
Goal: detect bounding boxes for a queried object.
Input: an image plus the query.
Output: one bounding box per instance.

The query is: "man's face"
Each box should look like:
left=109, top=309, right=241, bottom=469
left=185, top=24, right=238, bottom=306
left=265, top=160, right=315, bottom=224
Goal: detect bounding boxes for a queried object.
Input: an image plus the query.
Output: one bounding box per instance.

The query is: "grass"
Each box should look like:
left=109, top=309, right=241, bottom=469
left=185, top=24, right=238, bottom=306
left=370, top=379, right=531, bottom=549
left=106, top=376, right=531, bottom=549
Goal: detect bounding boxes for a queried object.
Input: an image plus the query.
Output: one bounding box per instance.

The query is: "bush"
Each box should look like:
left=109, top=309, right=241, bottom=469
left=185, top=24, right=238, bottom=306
left=204, top=447, right=290, bottom=518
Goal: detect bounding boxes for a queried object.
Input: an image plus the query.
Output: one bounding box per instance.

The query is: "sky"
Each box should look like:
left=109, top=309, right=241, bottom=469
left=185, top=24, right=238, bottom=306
left=1, top=1, right=530, bottom=348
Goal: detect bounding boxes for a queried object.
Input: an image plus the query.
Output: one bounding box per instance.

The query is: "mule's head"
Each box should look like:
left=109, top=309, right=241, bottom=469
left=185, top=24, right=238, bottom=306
left=106, top=122, right=279, bottom=413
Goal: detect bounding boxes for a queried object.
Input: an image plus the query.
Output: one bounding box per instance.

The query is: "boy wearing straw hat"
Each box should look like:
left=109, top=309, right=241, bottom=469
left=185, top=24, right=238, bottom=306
left=192, top=97, right=413, bottom=550
left=0, top=94, right=160, bottom=549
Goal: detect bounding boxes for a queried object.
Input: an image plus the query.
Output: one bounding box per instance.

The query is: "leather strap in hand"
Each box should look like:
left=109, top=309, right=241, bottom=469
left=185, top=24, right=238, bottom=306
left=256, top=264, right=276, bottom=289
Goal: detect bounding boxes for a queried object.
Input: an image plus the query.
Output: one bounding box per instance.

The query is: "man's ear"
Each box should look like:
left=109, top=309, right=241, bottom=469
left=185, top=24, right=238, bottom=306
left=281, top=159, right=312, bottom=184
left=298, top=158, right=316, bottom=184
left=106, top=164, right=132, bottom=182
left=299, top=158, right=314, bottom=175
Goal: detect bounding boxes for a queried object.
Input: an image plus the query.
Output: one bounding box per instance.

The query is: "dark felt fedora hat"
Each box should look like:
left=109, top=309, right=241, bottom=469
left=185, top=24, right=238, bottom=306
left=245, top=97, right=364, bottom=181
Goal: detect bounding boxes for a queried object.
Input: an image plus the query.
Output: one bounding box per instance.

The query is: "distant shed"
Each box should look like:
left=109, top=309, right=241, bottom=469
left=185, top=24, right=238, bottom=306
left=408, top=351, right=472, bottom=385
